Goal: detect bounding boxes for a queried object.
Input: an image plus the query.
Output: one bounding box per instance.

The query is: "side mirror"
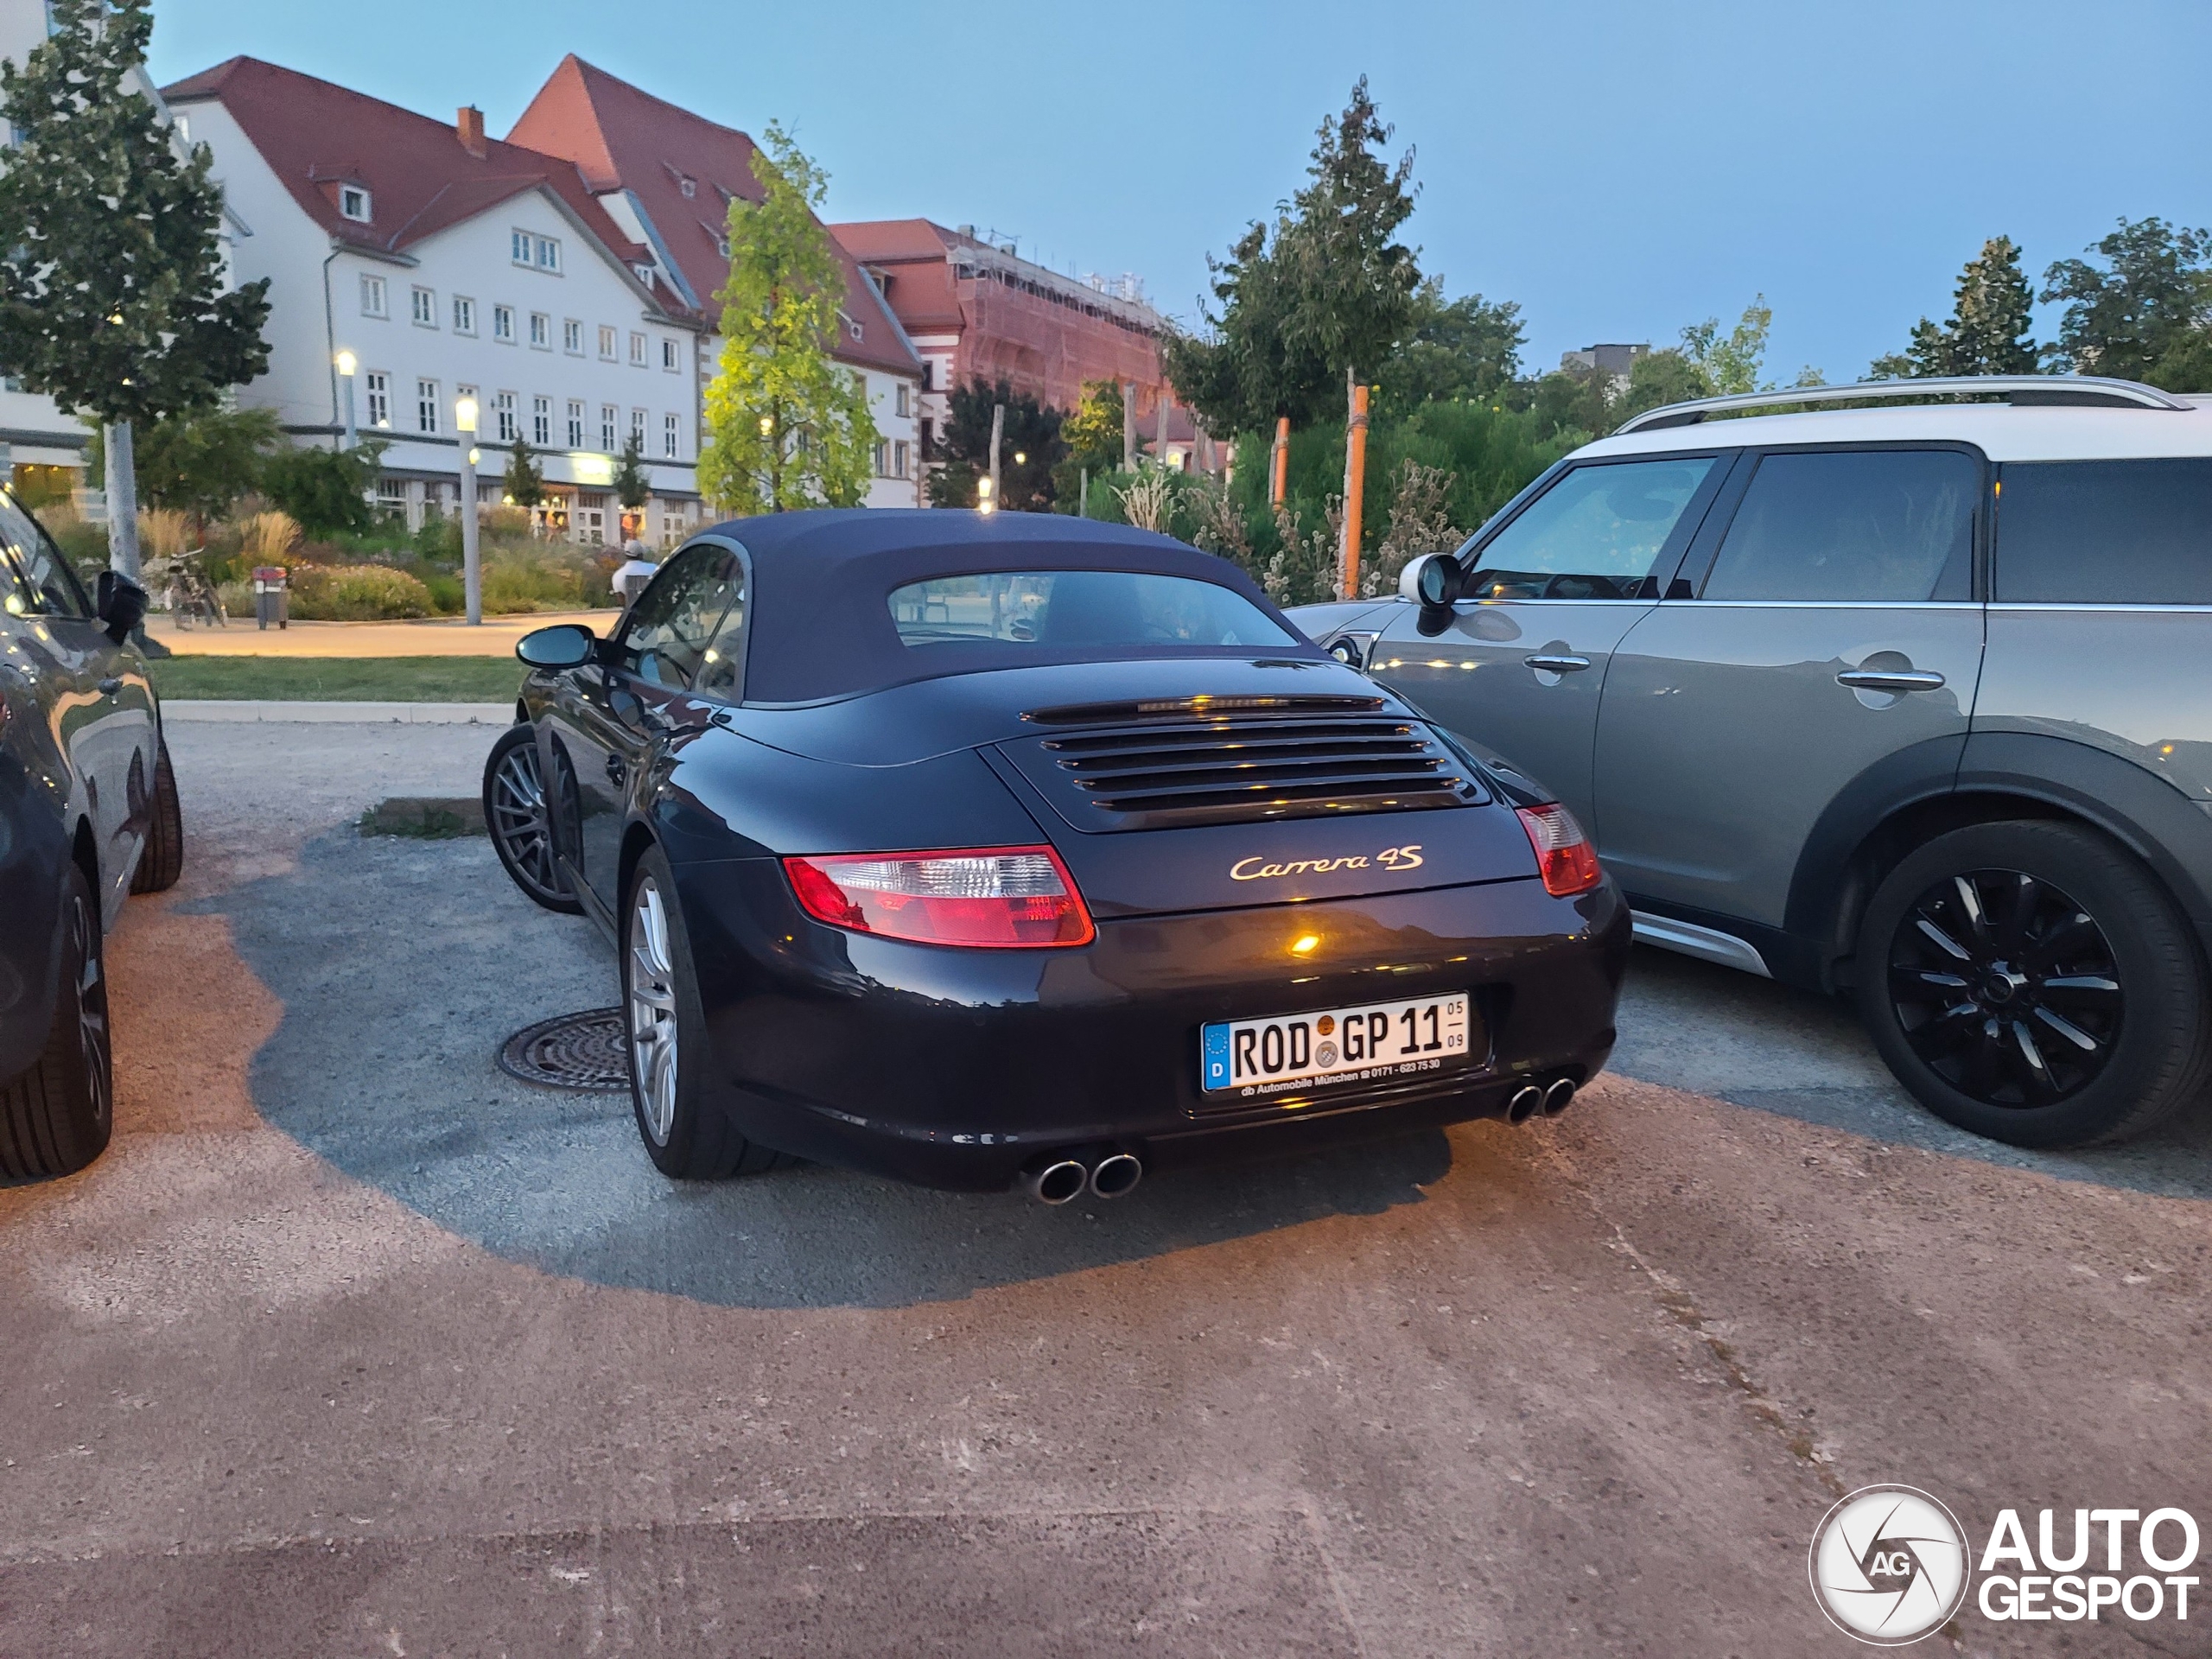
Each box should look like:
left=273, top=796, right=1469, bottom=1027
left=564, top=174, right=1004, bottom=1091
left=1408, top=553, right=1463, bottom=610
left=516, top=623, right=598, bottom=671
left=96, top=570, right=148, bottom=645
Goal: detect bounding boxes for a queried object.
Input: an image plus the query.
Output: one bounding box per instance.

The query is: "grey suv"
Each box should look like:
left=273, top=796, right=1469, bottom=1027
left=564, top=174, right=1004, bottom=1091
left=1295, top=375, right=2212, bottom=1148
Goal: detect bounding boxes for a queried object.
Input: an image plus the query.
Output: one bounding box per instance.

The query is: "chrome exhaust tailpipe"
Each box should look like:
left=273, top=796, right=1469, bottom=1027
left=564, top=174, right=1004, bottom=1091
left=1026, top=1158, right=1089, bottom=1205
left=1506, top=1084, right=1544, bottom=1125
left=1542, top=1078, right=1577, bottom=1117
left=1090, top=1152, right=1143, bottom=1199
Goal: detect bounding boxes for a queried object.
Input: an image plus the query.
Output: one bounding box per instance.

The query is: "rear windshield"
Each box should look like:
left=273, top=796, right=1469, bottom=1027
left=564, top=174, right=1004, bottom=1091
left=889, top=571, right=1295, bottom=651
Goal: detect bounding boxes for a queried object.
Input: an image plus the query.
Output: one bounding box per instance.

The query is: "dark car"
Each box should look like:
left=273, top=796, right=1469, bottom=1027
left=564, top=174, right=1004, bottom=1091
left=482, top=511, right=1627, bottom=1201
left=1, top=491, right=179, bottom=1180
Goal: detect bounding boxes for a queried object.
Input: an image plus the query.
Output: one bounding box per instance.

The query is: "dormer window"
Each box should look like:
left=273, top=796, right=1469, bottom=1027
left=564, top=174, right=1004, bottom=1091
left=339, top=184, right=371, bottom=222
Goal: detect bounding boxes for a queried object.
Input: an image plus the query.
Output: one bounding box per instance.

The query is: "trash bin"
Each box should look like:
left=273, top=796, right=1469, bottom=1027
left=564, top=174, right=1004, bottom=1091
left=252, top=565, right=289, bottom=630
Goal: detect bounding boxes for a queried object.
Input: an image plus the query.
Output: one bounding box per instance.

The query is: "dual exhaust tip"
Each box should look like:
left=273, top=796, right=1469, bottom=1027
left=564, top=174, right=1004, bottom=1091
left=1025, top=1150, right=1142, bottom=1205
left=1507, top=1077, right=1577, bottom=1125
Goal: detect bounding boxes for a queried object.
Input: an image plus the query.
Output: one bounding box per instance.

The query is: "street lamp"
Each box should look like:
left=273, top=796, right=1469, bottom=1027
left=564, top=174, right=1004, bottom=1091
left=976, top=475, right=995, bottom=516
left=454, top=394, right=481, bottom=626
left=334, top=349, right=358, bottom=450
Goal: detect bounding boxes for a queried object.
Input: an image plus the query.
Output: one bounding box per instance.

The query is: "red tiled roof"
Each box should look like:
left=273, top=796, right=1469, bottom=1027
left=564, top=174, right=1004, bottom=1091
left=506, top=56, right=918, bottom=378
left=829, top=219, right=965, bottom=333
left=162, top=57, right=692, bottom=321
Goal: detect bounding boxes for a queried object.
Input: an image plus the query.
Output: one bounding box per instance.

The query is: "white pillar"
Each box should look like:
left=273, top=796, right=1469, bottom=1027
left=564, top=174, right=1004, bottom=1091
left=103, top=422, right=140, bottom=581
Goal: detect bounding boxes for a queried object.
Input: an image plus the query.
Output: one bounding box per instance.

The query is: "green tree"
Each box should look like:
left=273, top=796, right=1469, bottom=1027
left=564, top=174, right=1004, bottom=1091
left=262, top=442, right=380, bottom=539
left=2041, top=217, right=2212, bottom=389
left=1612, top=348, right=1713, bottom=423
left=698, top=122, right=875, bottom=513
left=1052, top=379, right=1123, bottom=510
left=0, top=0, right=271, bottom=575
left=1870, top=236, right=2038, bottom=379
left=925, top=379, right=1064, bottom=512
left=503, top=435, right=543, bottom=510
left=114, top=405, right=280, bottom=525
left=1376, top=281, right=1523, bottom=413
left=1681, top=298, right=1772, bottom=396
left=1166, top=78, right=1421, bottom=435
left=612, top=431, right=650, bottom=512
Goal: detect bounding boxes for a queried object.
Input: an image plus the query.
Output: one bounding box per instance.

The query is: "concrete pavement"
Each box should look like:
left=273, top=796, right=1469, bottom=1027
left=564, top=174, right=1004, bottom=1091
left=2, top=719, right=2206, bottom=1656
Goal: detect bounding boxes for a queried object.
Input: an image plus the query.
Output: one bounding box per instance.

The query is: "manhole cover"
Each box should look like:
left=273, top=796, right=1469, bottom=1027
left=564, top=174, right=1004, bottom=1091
left=498, top=1008, right=629, bottom=1092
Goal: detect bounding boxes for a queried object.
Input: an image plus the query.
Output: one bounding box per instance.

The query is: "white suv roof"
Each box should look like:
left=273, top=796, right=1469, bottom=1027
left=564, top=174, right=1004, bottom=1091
left=1581, top=377, right=2212, bottom=464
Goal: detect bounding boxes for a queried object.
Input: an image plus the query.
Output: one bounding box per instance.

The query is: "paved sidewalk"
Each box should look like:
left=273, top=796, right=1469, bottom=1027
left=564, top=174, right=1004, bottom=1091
left=147, top=608, right=614, bottom=658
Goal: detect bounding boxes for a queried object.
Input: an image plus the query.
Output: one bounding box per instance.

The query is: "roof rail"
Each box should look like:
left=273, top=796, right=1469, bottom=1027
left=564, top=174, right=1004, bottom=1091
left=1612, top=374, right=2193, bottom=435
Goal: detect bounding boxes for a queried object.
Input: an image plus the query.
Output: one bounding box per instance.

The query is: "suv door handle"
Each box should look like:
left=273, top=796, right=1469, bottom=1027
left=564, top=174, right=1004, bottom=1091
left=1837, top=669, right=1946, bottom=693
left=98, top=677, right=122, bottom=696
left=1524, top=654, right=1592, bottom=673
left=604, top=753, right=626, bottom=785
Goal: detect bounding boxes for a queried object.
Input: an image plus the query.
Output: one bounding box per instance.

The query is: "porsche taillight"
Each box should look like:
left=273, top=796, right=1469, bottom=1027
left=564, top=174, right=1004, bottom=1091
left=1516, top=803, right=1604, bottom=897
left=782, top=846, right=1096, bottom=949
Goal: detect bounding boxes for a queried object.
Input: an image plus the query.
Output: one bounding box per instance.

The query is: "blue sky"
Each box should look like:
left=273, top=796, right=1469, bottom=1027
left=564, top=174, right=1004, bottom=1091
left=148, top=0, right=2212, bottom=385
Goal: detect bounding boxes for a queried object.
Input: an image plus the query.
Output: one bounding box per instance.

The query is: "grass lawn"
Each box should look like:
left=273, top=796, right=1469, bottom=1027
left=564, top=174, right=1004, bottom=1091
left=149, top=656, right=527, bottom=702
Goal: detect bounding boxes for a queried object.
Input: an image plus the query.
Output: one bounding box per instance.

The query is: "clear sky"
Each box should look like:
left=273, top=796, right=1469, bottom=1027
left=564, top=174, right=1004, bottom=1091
left=146, top=0, right=2212, bottom=386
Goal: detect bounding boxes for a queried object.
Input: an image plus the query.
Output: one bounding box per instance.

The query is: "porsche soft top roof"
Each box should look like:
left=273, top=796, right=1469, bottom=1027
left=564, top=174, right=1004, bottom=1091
left=705, top=509, right=1319, bottom=704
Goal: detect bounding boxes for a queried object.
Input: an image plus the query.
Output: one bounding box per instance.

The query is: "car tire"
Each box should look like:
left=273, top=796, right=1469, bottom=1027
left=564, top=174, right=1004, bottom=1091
left=129, top=737, right=183, bottom=895
left=621, top=841, right=787, bottom=1180
left=483, top=724, right=582, bottom=915
left=1856, top=820, right=2212, bottom=1148
left=0, top=860, right=113, bottom=1179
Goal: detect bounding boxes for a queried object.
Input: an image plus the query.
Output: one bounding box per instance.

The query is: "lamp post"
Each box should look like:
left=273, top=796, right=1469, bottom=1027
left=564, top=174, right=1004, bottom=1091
left=454, top=395, right=482, bottom=625
left=334, top=349, right=358, bottom=450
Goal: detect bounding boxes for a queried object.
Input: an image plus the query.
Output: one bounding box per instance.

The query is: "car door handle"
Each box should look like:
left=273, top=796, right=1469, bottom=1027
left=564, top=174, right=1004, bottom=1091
left=604, top=753, right=626, bottom=785
left=98, top=677, right=122, bottom=696
left=1524, top=654, right=1592, bottom=673
left=1836, top=669, right=1946, bottom=693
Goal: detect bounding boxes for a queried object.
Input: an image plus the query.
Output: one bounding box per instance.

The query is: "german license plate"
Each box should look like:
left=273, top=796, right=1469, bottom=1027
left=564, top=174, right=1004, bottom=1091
left=1200, top=993, right=1472, bottom=1098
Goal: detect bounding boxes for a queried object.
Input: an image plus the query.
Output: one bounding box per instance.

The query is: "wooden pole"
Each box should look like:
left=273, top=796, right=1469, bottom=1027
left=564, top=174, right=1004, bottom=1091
left=1270, top=415, right=1288, bottom=506
left=988, top=402, right=1004, bottom=511
left=1340, top=372, right=1369, bottom=599
left=1121, top=380, right=1136, bottom=472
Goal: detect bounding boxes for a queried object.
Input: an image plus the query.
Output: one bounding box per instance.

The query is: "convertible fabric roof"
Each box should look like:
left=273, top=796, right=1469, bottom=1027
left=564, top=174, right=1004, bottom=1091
left=715, top=509, right=1319, bottom=704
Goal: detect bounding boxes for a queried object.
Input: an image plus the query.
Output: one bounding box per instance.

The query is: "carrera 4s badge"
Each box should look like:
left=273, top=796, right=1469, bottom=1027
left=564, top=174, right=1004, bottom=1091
left=1230, top=845, right=1423, bottom=881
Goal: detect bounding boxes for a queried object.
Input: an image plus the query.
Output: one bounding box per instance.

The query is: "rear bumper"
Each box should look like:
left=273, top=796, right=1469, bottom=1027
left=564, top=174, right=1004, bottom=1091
left=672, top=859, right=1629, bottom=1191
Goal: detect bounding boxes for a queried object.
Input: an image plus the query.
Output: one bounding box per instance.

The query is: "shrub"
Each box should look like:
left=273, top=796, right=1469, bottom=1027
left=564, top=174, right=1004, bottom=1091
left=238, top=509, right=300, bottom=566
left=48, top=514, right=108, bottom=586
left=262, top=444, right=382, bottom=538
left=288, top=563, right=433, bottom=620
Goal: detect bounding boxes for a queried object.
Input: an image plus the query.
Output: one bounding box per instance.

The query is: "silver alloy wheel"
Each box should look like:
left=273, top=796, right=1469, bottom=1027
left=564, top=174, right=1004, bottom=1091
left=626, top=874, right=680, bottom=1146
left=489, top=739, right=564, bottom=903
left=68, top=886, right=111, bottom=1135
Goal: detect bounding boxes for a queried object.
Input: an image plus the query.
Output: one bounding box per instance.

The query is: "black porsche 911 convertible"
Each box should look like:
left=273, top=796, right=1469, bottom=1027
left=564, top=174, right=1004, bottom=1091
left=484, top=510, right=1627, bottom=1202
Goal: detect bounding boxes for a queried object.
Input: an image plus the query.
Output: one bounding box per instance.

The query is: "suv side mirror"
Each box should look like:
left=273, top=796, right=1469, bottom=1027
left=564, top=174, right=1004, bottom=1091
left=1407, top=552, right=1464, bottom=610
left=516, top=623, right=599, bottom=670
left=96, top=570, right=148, bottom=645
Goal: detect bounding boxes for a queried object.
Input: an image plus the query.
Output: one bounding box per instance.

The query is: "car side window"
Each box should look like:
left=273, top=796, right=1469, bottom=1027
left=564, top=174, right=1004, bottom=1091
left=0, top=493, right=89, bottom=617
left=1994, top=459, right=2212, bottom=604
left=617, top=544, right=740, bottom=689
left=691, top=573, right=747, bottom=698
left=1465, top=456, right=1717, bottom=600
left=1700, top=449, right=1976, bottom=603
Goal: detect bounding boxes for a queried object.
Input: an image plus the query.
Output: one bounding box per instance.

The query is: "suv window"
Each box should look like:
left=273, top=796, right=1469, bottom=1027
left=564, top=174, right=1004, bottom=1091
left=619, top=543, right=741, bottom=688
left=1465, top=456, right=1716, bottom=600
left=0, top=493, right=89, bottom=617
left=1995, top=459, right=2212, bottom=605
left=1701, top=450, right=1976, bottom=602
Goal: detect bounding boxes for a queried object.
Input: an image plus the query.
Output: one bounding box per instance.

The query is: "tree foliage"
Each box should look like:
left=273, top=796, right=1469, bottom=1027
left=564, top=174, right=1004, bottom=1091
left=1375, top=281, right=1522, bottom=414
left=1870, top=236, right=2037, bottom=379
left=1166, top=78, right=1421, bottom=434
left=2040, top=217, right=2212, bottom=390
left=925, top=378, right=1064, bottom=512
left=612, top=431, right=650, bottom=511
left=0, top=0, right=270, bottom=424
left=502, top=435, right=543, bottom=508
left=107, top=404, right=279, bottom=522
left=1052, top=378, right=1125, bottom=509
left=699, top=123, right=875, bottom=513
left=1680, top=298, right=1773, bottom=397
left=261, top=442, right=381, bottom=539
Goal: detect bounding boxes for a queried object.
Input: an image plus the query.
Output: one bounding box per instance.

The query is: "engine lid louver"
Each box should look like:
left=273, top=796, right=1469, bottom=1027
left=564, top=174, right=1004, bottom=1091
left=1000, top=700, right=1484, bottom=832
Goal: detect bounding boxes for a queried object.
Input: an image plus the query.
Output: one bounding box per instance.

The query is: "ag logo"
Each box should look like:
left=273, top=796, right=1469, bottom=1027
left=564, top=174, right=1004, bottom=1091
left=1808, top=1485, right=1970, bottom=1644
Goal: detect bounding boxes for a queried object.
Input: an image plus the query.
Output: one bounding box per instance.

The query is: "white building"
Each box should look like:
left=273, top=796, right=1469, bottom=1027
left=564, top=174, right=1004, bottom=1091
left=163, top=57, right=710, bottom=546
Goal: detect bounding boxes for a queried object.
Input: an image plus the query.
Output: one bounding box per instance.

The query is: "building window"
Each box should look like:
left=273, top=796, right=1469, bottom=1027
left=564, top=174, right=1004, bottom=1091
left=598, top=325, right=617, bottom=361
left=895, top=383, right=911, bottom=418
left=416, top=378, right=439, bottom=434
left=563, top=319, right=583, bottom=355
left=339, top=184, right=371, bottom=222
left=873, top=438, right=889, bottom=476
left=628, top=333, right=646, bottom=366
left=529, top=312, right=550, bottom=350
left=601, top=404, right=618, bottom=451
left=511, top=229, right=530, bottom=264
left=663, top=412, right=680, bottom=460
left=410, top=285, right=435, bottom=327
left=536, top=235, right=560, bottom=271
left=631, top=407, right=647, bottom=447
left=492, top=304, right=514, bottom=342
left=532, top=395, right=550, bottom=447
left=510, top=229, right=559, bottom=270
left=359, top=275, right=386, bottom=318
left=494, top=391, right=516, bottom=442
left=567, top=399, right=585, bottom=448
left=661, top=338, right=680, bottom=372
left=919, top=416, right=934, bottom=458
left=365, top=370, right=390, bottom=429
left=893, top=439, right=909, bottom=478
left=452, top=296, right=476, bottom=335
